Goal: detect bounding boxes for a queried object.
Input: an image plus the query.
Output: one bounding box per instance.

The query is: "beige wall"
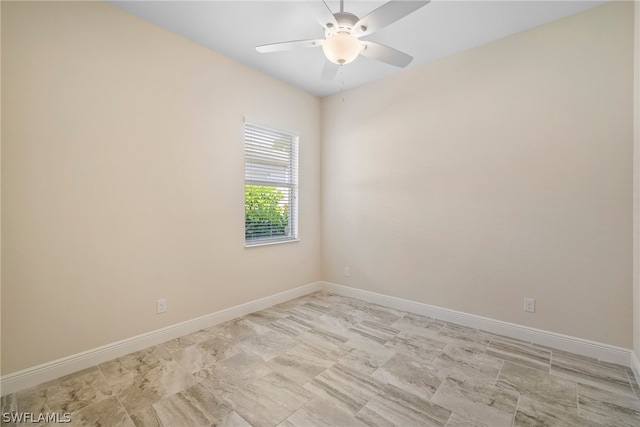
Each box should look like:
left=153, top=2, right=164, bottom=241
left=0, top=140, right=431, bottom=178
left=321, top=2, right=634, bottom=348
left=1, top=1, right=321, bottom=374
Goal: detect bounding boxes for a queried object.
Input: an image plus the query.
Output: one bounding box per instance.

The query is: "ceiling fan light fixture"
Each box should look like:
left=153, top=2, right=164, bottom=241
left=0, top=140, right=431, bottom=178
left=322, top=32, right=362, bottom=65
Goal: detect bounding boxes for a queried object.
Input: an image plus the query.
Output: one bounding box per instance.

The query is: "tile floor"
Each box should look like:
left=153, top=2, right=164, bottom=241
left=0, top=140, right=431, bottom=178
left=2, top=292, right=640, bottom=426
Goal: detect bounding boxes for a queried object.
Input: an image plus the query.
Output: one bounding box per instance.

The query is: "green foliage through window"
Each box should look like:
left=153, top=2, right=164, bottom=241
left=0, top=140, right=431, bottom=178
left=245, top=185, right=289, bottom=240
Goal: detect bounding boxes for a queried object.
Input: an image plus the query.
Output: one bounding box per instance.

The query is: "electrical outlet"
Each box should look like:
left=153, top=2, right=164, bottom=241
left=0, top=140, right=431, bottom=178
left=524, top=298, right=535, bottom=313
left=344, top=267, right=350, bottom=277
left=157, top=298, right=167, bottom=314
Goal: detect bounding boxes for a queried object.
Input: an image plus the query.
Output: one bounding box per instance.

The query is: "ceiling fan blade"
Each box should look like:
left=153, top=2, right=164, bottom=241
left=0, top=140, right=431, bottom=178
left=321, top=61, right=340, bottom=81
left=360, top=41, right=413, bottom=67
left=306, top=0, right=338, bottom=29
left=256, top=39, right=323, bottom=53
left=355, top=1, right=430, bottom=37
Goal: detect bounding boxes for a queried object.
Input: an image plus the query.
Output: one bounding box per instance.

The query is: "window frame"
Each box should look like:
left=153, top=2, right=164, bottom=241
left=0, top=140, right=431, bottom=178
left=243, top=119, right=299, bottom=247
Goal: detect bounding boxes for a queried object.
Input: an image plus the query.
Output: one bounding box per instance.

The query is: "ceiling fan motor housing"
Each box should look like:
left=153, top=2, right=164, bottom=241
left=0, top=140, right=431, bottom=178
left=325, top=12, right=363, bottom=36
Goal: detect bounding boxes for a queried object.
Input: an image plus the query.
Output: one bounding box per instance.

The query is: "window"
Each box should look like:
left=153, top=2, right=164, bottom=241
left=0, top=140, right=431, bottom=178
left=244, top=121, right=298, bottom=246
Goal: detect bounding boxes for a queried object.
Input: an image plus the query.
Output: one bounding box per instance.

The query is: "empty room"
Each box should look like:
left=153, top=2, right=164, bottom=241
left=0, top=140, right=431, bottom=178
left=1, top=0, right=639, bottom=426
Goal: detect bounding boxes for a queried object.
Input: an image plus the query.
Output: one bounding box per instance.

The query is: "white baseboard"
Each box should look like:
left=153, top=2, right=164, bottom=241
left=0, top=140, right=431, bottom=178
left=0, top=282, right=322, bottom=396
left=321, top=282, right=634, bottom=368
left=631, top=351, right=640, bottom=387
left=2, top=280, right=635, bottom=396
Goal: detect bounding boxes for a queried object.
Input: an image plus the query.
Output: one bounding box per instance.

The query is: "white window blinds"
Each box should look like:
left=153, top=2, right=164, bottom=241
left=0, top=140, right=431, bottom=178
left=244, top=121, right=299, bottom=245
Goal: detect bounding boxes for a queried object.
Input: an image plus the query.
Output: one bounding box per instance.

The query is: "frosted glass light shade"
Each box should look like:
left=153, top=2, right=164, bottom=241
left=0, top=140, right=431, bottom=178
left=322, top=32, right=362, bottom=65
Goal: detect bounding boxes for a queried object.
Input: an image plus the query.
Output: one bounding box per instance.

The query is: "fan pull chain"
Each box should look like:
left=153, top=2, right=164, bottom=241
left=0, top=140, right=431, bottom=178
left=339, top=66, right=345, bottom=103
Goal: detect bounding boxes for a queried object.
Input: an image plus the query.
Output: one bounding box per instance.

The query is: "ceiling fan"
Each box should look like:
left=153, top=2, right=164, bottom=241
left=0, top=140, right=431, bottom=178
left=256, top=0, right=431, bottom=80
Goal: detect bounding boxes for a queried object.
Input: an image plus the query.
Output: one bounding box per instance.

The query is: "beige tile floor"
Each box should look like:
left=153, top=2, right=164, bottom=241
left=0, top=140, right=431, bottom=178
left=2, top=292, right=639, bottom=426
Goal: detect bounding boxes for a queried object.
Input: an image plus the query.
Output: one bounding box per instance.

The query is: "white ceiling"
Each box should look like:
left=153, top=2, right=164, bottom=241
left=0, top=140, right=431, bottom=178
left=109, top=0, right=608, bottom=97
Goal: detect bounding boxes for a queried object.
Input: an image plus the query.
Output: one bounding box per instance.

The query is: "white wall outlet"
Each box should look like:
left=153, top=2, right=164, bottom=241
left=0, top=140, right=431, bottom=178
left=524, top=298, right=535, bottom=313
left=157, top=298, right=167, bottom=314
left=344, top=267, right=350, bottom=277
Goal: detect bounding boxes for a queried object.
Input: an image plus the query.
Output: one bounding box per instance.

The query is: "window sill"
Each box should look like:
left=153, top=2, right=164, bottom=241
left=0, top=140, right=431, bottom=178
left=245, top=239, right=300, bottom=248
